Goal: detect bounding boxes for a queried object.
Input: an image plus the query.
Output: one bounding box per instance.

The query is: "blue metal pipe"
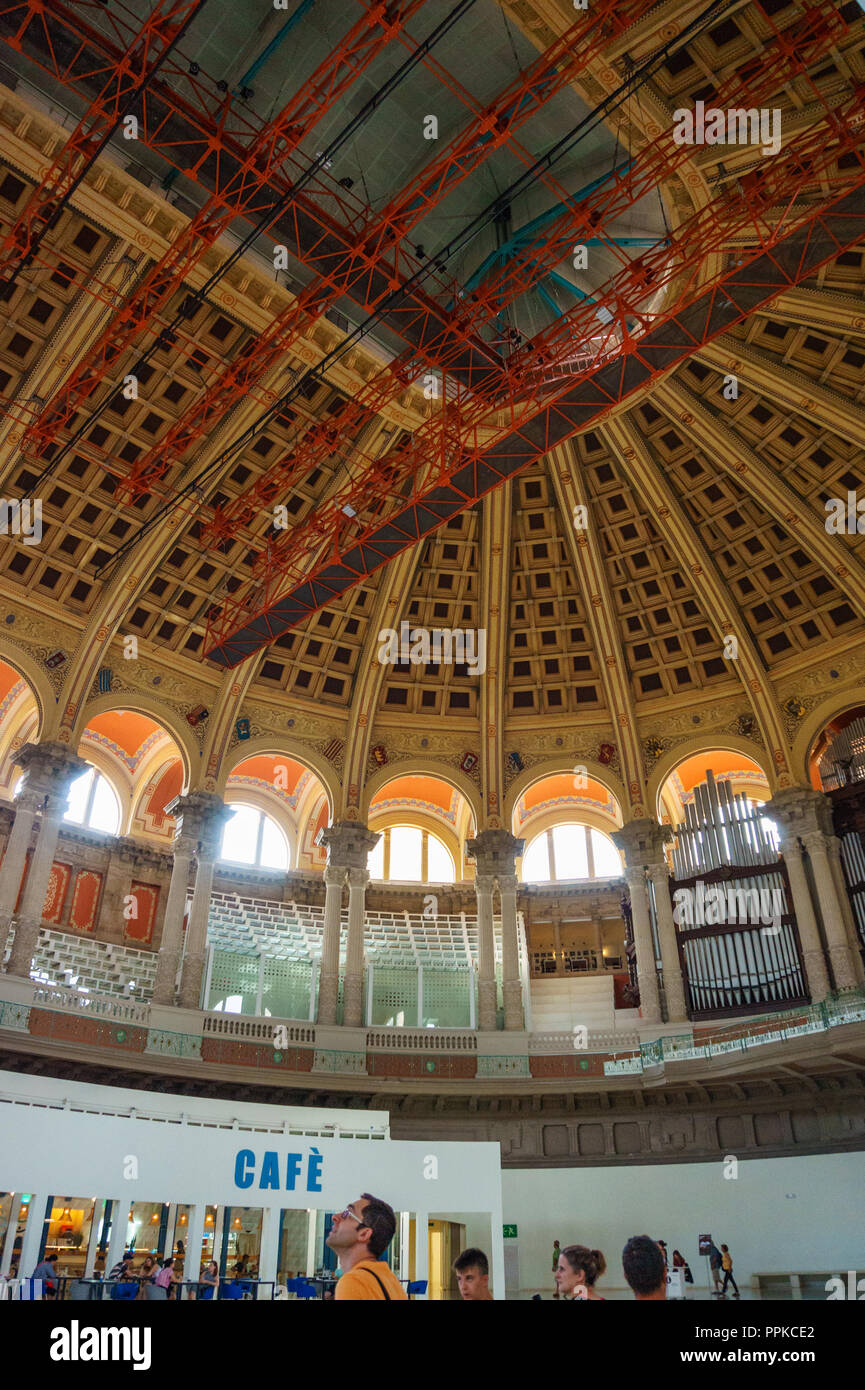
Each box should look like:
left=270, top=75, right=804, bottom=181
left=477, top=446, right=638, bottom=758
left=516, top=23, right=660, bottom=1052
left=236, top=0, right=316, bottom=94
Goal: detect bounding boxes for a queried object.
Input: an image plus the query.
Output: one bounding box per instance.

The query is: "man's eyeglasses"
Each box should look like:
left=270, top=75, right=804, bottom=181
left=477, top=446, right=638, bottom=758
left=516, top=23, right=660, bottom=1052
left=336, top=1206, right=367, bottom=1226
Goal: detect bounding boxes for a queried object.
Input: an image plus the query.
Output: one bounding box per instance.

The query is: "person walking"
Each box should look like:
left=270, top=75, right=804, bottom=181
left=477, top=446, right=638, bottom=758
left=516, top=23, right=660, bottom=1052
left=325, top=1194, right=407, bottom=1300
left=720, top=1244, right=740, bottom=1298
left=709, top=1240, right=724, bottom=1296
left=555, top=1245, right=606, bottom=1301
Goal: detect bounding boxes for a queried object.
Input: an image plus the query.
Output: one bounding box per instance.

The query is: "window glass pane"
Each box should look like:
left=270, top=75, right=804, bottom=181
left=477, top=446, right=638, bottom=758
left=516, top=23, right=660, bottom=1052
left=591, top=828, right=623, bottom=878
left=221, top=805, right=259, bottom=865
left=427, top=835, right=455, bottom=883
left=521, top=834, right=550, bottom=882
left=388, top=825, right=422, bottom=881
left=64, top=768, right=94, bottom=825
left=260, top=814, right=288, bottom=870
left=368, top=836, right=385, bottom=879
left=89, top=773, right=120, bottom=834
left=552, top=823, right=589, bottom=880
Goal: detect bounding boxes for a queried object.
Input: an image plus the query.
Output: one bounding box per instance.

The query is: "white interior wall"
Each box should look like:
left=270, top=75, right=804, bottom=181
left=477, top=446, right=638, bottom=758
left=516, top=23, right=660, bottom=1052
left=502, top=1152, right=865, bottom=1296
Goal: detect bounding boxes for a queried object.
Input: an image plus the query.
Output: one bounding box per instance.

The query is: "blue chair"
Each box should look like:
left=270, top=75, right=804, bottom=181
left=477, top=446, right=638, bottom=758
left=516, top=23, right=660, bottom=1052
left=294, top=1280, right=318, bottom=1300
left=406, top=1280, right=428, bottom=1299
left=110, top=1282, right=139, bottom=1301
left=220, top=1281, right=243, bottom=1300
left=198, top=1283, right=215, bottom=1301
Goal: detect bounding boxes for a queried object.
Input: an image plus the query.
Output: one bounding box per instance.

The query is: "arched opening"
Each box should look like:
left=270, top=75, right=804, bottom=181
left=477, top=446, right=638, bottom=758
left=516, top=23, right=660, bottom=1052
left=657, top=749, right=772, bottom=828
left=0, top=657, right=41, bottom=798
left=219, top=803, right=289, bottom=871
left=809, top=705, right=865, bottom=791
left=78, top=710, right=186, bottom=843
left=521, top=824, right=623, bottom=883
left=225, top=753, right=331, bottom=873
left=367, top=774, right=471, bottom=882
left=64, top=765, right=121, bottom=835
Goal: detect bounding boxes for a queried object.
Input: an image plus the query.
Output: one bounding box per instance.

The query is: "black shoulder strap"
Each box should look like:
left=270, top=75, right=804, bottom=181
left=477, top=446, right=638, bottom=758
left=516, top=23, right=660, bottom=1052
left=364, top=1267, right=391, bottom=1300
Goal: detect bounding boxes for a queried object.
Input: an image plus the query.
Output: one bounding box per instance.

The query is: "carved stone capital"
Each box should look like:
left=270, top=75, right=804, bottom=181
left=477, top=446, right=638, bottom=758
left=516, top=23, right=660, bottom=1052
left=319, top=820, right=380, bottom=871
left=16, top=741, right=89, bottom=806
left=612, top=818, right=671, bottom=869
left=765, top=787, right=834, bottom=843
left=466, top=828, right=525, bottom=880
left=167, top=792, right=232, bottom=853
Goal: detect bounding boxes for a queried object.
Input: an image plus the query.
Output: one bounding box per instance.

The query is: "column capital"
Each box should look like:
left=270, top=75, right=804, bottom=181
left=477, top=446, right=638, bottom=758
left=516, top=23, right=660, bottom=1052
left=16, top=741, right=88, bottom=804
left=645, top=861, right=671, bottom=886
left=611, top=818, right=671, bottom=869
left=765, top=786, right=834, bottom=842
left=497, top=873, right=518, bottom=895
left=466, top=828, right=524, bottom=879
left=167, top=792, right=231, bottom=856
left=324, top=864, right=347, bottom=890
left=319, top=820, right=380, bottom=871
left=347, top=865, right=369, bottom=890
left=474, top=872, right=497, bottom=895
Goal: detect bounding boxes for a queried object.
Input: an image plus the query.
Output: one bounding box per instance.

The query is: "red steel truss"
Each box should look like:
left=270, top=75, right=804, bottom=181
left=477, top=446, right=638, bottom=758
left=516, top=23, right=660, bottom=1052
left=204, top=98, right=865, bottom=664
left=10, top=0, right=660, bottom=499
left=0, top=0, right=206, bottom=282
left=197, top=0, right=850, bottom=543
left=12, top=0, right=430, bottom=476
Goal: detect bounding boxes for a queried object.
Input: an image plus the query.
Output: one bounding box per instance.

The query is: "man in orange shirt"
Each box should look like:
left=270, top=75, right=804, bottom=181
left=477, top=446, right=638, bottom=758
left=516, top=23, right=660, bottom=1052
left=327, top=1193, right=408, bottom=1300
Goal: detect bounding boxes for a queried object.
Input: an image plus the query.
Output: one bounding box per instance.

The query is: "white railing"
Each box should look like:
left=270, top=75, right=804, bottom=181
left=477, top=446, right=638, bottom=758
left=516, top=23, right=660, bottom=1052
left=202, top=1013, right=315, bottom=1044
left=30, top=984, right=150, bottom=1025
left=528, top=1029, right=641, bottom=1054
left=365, top=1027, right=477, bottom=1051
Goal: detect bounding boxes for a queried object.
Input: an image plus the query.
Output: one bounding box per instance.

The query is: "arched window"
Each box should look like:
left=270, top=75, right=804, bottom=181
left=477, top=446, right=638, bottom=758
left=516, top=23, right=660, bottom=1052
left=368, top=825, right=455, bottom=883
left=521, top=824, right=622, bottom=883
left=63, top=766, right=121, bottom=835
left=220, top=804, right=289, bottom=870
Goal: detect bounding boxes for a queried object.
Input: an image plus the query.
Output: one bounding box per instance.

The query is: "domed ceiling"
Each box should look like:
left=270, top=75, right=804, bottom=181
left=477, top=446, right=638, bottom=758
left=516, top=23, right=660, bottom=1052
left=0, top=0, right=863, bottom=826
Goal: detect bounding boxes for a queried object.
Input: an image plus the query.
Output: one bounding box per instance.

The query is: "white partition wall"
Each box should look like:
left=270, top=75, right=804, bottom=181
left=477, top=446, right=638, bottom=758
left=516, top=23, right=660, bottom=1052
left=0, top=1070, right=505, bottom=1296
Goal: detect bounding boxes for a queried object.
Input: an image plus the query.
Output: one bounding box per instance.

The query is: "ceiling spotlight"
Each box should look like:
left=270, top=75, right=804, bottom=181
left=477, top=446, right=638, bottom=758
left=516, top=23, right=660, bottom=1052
left=216, top=80, right=228, bottom=93
left=188, top=62, right=200, bottom=76
left=338, top=177, right=354, bottom=190
left=240, top=86, right=255, bottom=101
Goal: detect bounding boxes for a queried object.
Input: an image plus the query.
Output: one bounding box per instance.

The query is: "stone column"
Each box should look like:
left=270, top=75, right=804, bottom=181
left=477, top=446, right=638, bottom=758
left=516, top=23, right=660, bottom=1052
left=317, top=821, right=379, bottom=1026
left=646, top=863, right=688, bottom=1021
left=0, top=787, right=41, bottom=961
left=344, top=865, right=370, bottom=1027
left=5, top=742, right=87, bottom=979
left=474, top=873, right=497, bottom=1030
left=318, top=864, right=345, bottom=1025
left=152, top=796, right=207, bottom=1006
left=826, top=836, right=865, bottom=985
left=466, top=829, right=525, bottom=1031
left=612, top=819, right=683, bottom=1024
left=768, top=787, right=857, bottom=997
left=622, top=865, right=661, bottom=1024
left=802, top=830, right=859, bottom=992
left=178, top=797, right=233, bottom=1010
left=774, top=838, right=830, bottom=1002
left=498, top=873, right=523, bottom=1030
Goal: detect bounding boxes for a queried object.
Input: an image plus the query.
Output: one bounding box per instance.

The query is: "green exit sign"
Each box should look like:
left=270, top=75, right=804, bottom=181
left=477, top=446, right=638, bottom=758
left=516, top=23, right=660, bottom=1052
left=503, top=1224, right=518, bottom=1239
